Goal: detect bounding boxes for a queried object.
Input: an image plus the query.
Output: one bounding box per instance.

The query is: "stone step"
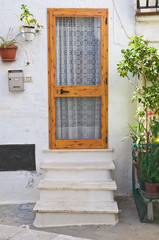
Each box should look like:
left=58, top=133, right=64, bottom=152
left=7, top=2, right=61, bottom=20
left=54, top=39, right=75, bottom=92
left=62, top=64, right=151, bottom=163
left=34, top=149, right=119, bottom=227
left=38, top=180, right=116, bottom=202
left=33, top=200, right=119, bottom=227
left=42, top=149, right=114, bottom=162
left=34, top=200, right=119, bottom=213
left=38, top=179, right=117, bottom=190
left=41, top=161, right=114, bottom=181
left=41, top=161, right=115, bottom=170
left=34, top=212, right=118, bottom=227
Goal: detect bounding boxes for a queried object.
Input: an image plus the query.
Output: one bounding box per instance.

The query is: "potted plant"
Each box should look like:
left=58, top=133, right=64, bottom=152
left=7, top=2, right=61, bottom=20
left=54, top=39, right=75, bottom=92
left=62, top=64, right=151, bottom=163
left=0, top=28, right=30, bottom=65
left=0, top=28, right=19, bottom=62
left=138, top=144, right=159, bottom=198
left=20, top=4, right=44, bottom=41
left=117, top=36, right=159, bottom=197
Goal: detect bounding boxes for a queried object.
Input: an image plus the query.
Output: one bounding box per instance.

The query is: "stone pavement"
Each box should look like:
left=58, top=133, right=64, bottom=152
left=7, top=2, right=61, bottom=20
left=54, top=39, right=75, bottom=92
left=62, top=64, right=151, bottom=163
left=0, top=224, right=90, bottom=240
left=0, top=197, right=159, bottom=240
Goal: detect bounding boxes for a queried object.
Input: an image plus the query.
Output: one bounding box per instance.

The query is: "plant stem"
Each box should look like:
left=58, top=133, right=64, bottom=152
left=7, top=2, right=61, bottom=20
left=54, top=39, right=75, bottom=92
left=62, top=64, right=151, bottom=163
left=144, top=79, right=149, bottom=143
left=126, top=75, right=138, bottom=90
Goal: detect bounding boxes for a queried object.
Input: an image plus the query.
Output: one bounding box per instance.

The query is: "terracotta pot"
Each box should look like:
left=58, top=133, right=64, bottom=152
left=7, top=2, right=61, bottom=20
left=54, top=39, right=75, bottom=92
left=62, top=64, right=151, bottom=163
left=133, top=160, right=140, bottom=179
left=0, top=46, right=18, bottom=62
left=145, top=182, right=159, bottom=199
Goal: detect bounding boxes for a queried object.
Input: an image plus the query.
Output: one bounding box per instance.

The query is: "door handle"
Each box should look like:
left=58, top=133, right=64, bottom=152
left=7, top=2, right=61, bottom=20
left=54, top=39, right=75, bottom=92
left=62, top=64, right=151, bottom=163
left=60, top=89, right=70, bottom=94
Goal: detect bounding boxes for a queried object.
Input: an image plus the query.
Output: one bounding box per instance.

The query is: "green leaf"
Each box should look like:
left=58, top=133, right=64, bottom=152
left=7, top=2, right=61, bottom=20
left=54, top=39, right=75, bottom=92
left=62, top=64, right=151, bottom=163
left=117, top=35, right=159, bottom=144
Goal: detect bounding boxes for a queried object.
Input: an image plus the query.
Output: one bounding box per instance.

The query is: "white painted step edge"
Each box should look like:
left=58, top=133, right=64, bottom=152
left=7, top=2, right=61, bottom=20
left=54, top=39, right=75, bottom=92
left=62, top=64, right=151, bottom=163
left=37, top=180, right=117, bottom=190
left=40, top=161, right=115, bottom=170
left=42, top=149, right=115, bottom=162
left=34, top=212, right=119, bottom=227
left=43, top=149, right=114, bottom=153
left=33, top=201, right=119, bottom=214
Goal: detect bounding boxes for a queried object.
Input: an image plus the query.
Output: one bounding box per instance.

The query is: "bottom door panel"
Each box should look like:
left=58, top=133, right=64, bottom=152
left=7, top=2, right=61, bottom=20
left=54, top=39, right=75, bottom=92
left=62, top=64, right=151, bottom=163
left=56, top=97, right=101, bottom=140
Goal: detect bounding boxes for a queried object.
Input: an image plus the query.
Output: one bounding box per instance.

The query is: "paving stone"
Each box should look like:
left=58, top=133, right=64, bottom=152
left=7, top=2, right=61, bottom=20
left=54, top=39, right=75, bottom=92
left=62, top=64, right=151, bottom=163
left=0, top=224, right=25, bottom=239
left=54, top=235, right=91, bottom=240
left=20, top=204, right=34, bottom=211
left=10, top=228, right=57, bottom=240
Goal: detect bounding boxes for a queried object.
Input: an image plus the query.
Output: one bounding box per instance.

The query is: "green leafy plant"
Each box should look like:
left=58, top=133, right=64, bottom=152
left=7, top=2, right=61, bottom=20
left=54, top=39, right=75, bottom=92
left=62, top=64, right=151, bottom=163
left=138, top=144, right=159, bottom=183
left=20, top=4, right=36, bottom=26
left=151, top=120, right=159, bottom=140
left=20, top=4, right=44, bottom=33
left=0, top=28, right=19, bottom=47
left=0, top=28, right=30, bottom=66
left=123, top=122, right=145, bottom=144
left=117, top=36, right=159, bottom=144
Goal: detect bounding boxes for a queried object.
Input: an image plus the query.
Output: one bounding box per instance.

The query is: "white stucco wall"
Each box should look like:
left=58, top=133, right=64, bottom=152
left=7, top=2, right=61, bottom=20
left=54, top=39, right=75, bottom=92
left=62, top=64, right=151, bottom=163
left=136, top=15, right=159, bottom=48
left=0, top=0, right=136, bottom=203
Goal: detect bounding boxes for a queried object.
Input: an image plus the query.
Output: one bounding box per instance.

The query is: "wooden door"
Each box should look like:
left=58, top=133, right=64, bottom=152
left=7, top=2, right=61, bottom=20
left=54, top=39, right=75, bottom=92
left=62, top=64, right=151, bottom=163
left=47, top=9, right=108, bottom=149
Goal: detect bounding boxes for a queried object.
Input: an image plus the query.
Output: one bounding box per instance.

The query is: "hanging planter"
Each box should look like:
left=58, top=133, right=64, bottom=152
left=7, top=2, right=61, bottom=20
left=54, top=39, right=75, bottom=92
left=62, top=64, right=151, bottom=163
left=0, top=28, right=19, bottom=62
left=0, top=28, right=30, bottom=65
left=21, top=26, right=35, bottom=41
left=20, top=4, right=44, bottom=41
left=0, top=46, right=18, bottom=62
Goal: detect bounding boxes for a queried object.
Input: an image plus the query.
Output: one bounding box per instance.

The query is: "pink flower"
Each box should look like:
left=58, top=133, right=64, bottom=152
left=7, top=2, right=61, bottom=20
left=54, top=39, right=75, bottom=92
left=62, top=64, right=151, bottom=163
left=147, top=111, right=152, bottom=115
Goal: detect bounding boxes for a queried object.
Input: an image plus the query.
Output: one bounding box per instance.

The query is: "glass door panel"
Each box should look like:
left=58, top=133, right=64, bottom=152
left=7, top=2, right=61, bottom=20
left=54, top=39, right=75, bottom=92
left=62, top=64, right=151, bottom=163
left=56, top=97, right=101, bottom=140
left=56, top=17, right=101, bottom=85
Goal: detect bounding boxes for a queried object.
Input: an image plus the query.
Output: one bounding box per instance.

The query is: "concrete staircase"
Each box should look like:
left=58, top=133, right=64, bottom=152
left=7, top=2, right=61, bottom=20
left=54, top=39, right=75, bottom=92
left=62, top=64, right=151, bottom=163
left=33, top=149, right=119, bottom=227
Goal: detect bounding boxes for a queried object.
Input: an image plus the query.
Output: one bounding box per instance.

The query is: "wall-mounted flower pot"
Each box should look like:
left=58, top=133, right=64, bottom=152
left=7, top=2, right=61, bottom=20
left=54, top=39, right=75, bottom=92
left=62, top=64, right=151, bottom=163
left=21, top=26, right=35, bottom=41
left=0, top=46, right=18, bottom=62
left=145, top=182, right=159, bottom=199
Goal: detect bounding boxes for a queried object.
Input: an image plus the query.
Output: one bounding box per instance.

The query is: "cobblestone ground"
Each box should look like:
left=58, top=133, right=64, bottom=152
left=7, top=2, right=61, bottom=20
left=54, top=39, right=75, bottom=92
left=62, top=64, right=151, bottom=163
left=0, top=203, right=35, bottom=227
left=0, top=197, right=159, bottom=240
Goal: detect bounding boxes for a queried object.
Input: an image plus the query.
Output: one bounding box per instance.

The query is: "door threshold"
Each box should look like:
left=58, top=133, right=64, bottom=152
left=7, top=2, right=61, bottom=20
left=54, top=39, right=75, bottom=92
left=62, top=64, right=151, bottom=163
left=43, top=149, right=114, bottom=153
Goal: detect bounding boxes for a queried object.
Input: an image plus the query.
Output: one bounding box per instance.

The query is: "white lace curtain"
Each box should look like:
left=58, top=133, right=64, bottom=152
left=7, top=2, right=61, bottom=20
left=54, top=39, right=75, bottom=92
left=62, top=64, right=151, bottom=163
left=56, top=17, right=101, bottom=140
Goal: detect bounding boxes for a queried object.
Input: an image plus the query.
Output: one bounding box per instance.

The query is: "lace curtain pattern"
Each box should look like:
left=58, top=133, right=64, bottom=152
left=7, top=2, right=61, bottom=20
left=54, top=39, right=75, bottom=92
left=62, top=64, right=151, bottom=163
left=56, top=17, right=101, bottom=140
left=56, top=17, right=100, bottom=85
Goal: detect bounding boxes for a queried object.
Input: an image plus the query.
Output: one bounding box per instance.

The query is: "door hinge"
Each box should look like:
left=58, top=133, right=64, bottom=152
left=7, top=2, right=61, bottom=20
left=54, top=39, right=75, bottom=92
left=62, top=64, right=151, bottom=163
left=105, top=18, right=107, bottom=24
left=106, top=137, right=107, bottom=143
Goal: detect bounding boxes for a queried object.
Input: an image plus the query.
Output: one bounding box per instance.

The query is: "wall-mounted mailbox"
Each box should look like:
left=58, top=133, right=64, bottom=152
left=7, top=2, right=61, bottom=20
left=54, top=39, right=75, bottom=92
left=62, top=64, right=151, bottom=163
left=8, top=70, right=24, bottom=91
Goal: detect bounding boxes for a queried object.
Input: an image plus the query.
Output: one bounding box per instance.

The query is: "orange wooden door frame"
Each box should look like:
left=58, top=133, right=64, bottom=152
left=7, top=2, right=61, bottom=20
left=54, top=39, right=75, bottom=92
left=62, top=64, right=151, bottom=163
left=47, top=8, right=108, bottom=149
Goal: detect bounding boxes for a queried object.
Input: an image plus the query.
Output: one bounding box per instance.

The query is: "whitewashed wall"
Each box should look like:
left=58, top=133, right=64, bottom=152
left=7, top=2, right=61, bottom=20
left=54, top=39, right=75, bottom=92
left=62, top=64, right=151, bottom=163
left=0, top=0, right=136, bottom=203
left=136, top=15, right=159, bottom=47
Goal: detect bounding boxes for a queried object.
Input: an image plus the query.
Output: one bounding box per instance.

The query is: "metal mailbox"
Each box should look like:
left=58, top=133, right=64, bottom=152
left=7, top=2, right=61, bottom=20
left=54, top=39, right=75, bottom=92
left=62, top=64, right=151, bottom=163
left=8, top=70, right=24, bottom=91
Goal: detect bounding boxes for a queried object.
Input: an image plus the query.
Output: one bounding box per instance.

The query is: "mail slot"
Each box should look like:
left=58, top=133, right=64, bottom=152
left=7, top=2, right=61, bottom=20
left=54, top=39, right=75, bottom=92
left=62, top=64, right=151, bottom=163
left=8, top=70, right=24, bottom=91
